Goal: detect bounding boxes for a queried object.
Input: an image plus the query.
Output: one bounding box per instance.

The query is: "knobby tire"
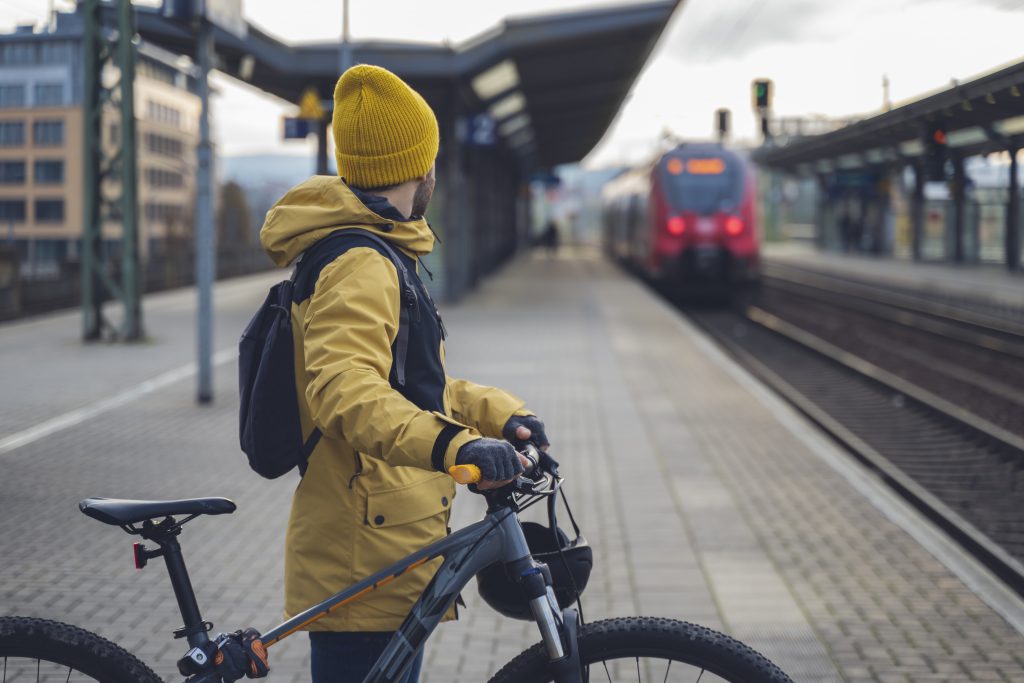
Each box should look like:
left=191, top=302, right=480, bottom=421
left=0, top=616, right=162, bottom=683
left=489, top=616, right=794, bottom=683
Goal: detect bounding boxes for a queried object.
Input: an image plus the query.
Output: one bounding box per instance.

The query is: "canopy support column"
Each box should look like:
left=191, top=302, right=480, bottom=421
left=911, top=163, right=925, bottom=261
left=951, top=153, right=965, bottom=263
left=1007, top=147, right=1020, bottom=271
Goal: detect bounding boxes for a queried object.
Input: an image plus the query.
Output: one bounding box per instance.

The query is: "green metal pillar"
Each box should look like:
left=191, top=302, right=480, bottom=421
left=81, top=0, right=143, bottom=341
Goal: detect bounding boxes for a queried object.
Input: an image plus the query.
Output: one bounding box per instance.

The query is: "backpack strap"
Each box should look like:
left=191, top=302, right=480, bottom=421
left=294, top=228, right=419, bottom=387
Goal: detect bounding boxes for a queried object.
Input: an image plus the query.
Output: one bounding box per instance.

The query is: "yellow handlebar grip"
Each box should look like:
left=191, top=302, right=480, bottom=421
left=448, top=464, right=482, bottom=485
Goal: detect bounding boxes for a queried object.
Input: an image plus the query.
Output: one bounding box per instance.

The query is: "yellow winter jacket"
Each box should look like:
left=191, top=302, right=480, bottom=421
left=260, top=176, right=528, bottom=632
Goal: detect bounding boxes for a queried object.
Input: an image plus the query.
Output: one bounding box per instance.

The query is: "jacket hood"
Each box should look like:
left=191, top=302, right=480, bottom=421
left=260, top=175, right=436, bottom=267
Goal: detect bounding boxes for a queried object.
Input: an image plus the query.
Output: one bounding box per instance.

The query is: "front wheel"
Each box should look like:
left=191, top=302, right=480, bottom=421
left=0, top=616, right=163, bottom=682
left=489, top=616, right=794, bottom=683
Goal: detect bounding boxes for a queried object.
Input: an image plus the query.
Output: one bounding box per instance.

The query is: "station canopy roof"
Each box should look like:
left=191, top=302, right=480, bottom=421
left=131, top=1, right=681, bottom=168
left=756, top=58, right=1024, bottom=173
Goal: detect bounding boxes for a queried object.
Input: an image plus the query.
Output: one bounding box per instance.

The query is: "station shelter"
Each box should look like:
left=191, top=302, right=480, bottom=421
left=129, top=1, right=681, bottom=300
left=756, top=59, right=1024, bottom=271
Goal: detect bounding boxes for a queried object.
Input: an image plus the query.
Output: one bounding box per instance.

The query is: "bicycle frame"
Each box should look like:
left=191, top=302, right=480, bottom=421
left=241, top=506, right=549, bottom=683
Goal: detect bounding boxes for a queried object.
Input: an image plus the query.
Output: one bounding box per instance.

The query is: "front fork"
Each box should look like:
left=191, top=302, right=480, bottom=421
left=522, top=565, right=582, bottom=683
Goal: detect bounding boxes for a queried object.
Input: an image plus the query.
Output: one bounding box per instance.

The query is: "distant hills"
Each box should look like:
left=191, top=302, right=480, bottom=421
left=219, top=153, right=327, bottom=190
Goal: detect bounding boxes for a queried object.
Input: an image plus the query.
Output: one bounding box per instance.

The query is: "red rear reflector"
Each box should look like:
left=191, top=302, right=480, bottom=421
left=133, top=543, right=146, bottom=570
left=725, top=216, right=744, bottom=236
left=667, top=216, right=686, bottom=235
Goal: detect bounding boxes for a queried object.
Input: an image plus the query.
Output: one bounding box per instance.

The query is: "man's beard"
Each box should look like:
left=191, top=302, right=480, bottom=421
left=411, top=175, right=435, bottom=217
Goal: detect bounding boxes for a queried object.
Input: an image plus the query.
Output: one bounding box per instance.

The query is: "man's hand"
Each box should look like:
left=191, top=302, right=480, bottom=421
left=502, top=415, right=550, bottom=450
left=455, top=438, right=531, bottom=490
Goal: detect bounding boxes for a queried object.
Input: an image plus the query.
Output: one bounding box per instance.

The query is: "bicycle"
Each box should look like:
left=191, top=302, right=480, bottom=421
left=0, top=446, right=794, bottom=682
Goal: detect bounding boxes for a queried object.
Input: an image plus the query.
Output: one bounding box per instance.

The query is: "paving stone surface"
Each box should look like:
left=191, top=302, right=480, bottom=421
left=0, top=251, right=1022, bottom=682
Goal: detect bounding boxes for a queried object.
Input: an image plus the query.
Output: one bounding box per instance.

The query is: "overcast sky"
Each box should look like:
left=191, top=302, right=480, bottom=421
left=6, top=0, right=1024, bottom=168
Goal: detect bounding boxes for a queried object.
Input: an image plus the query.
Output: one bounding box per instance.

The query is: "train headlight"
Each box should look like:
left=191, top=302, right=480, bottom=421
left=667, top=216, right=686, bottom=236
left=725, top=216, right=744, bottom=236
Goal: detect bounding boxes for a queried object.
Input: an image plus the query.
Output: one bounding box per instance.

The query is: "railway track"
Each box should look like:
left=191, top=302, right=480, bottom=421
left=682, top=267, right=1024, bottom=597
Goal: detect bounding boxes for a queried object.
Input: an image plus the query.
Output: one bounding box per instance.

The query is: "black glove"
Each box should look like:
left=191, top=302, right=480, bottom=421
left=214, top=629, right=270, bottom=680
left=503, top=414, right=550, bottom=449
left=456, top=437, right=524, bottom=481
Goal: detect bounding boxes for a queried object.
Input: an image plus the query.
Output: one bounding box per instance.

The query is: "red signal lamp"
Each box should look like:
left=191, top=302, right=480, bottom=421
left=725, top=216, right=744, bottom=236
left=932, top=129, right=947, bottom=145
left=667, top=216, right=686, bottom=235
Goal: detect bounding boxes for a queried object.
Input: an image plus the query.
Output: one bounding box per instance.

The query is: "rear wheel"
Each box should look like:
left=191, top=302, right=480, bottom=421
left=0, top=616, right=162, bottom=682
left=489, top=616, right=793, bottom=683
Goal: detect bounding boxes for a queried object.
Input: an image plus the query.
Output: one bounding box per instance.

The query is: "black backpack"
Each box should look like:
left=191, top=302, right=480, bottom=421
left=238, top=229, right=418, bottom=479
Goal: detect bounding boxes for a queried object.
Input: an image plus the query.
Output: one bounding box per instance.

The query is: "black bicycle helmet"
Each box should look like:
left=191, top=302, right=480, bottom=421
left=476, top=521, right=593, bottom=620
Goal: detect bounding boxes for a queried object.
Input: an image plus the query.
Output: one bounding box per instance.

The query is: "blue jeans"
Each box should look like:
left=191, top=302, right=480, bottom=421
left=309, top=631, right=423, bottom=683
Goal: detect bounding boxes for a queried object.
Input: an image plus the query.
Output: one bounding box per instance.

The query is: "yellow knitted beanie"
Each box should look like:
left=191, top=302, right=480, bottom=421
left=332, top=64, right=439, bottom=189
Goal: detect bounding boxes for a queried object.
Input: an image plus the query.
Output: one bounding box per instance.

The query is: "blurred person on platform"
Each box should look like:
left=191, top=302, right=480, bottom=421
left=542, top=220, right=561, bottom=256
left=258, top=64, right=550, bottom=683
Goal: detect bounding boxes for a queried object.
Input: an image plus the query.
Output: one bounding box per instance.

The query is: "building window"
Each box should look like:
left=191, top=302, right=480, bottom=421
left=0, top=160, right=25, bottom=184
left=0, top=83, right=26, bottom=108
left=147, top=100, right=183, bottom=128
left=145, top=167, right=184, bottom=188
left=34, top=199, right=64, bottom=223
left=0, top=122, right=24, bottom=146
left=1, top=44, right=35, bottom=66
left=39, top=42, right=71, bottom=65
left=32, top=120, right=64, bottom=146
left=33, top=82, right=63, bottom=107
left=144, top=202, right=185, bottom=223
left=144, top=132, right=184, bottom=157
left=34, top=159, right=63, bottom=184
left=0, top=199, right=25, bottom=221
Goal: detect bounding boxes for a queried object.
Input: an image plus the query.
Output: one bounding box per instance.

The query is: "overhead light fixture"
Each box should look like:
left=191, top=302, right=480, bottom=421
left=836, top=154, right=862, bottom=169
left=999, top=116, right=1024, bottom=136
left=471, top=60, right=520, bottom=101
left=507, top=128, right=534, bottom=150
left=498, top=113, right=530, bottom=137
left=239, top=54, right=255, bottom=81
left=900, top=140, right=924, bottom=156
left=946, top=127, right=987, bottom=148
left=488, top=92, right=526, bottom=121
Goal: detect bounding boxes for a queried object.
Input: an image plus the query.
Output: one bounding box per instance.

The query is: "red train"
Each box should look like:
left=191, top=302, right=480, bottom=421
left=602, top=143, right=760, bottom=295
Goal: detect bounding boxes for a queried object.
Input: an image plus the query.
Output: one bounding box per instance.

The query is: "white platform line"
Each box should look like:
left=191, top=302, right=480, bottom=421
left=0, top=347, right=237, bottom=457
left=641, top=287, right=1024, bottom=637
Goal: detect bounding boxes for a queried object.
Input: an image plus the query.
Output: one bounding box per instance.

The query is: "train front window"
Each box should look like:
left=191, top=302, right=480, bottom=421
left=661, top=154, right=742, bottom=215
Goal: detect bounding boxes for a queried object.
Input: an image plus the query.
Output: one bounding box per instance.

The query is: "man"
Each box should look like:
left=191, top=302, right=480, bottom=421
left=259, top=64, right=548, bottom=682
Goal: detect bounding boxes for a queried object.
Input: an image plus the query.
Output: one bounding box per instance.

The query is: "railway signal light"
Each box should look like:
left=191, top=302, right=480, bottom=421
left=752, top=79, right=772, bottom=111
left=716, top=108, right=730, bottom=141
left=925, top=123, right=949, bottom=182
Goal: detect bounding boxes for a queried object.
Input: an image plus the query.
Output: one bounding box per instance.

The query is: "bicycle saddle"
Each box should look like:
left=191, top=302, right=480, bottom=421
left=79, top=497, right=236, bottom=526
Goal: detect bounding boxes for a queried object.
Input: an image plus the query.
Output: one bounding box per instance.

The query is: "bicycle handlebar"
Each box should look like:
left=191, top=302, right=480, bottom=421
left=448, top=463, right=482, bottom=484
left=448, top=443, right=543, bottom=485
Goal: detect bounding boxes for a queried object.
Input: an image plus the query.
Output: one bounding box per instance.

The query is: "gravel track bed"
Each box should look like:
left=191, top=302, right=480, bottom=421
left=689, top=309, right=1024, bottom=567
left=752, top=286, right=1024, bottom=439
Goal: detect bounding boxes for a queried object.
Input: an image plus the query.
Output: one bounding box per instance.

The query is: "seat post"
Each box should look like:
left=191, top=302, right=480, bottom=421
left=159, top=535, right=210, bottom=648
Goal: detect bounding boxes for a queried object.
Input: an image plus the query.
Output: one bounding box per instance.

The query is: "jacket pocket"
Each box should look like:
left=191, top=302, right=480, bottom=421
left=356, top=473, right=454, bottom=617
left=365, top=473, right=452, bottom=528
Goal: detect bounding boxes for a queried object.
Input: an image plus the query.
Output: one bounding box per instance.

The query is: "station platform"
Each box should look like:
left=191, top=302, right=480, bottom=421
left=764, top=242, right=1024, bottom=312
left=1, top=250, right=1022, bottom=682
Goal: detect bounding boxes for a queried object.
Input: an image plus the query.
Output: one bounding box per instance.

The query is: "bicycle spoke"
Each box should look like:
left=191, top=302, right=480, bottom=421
left=662, top=660, right=671, bottom=683
left=695, top=669, right=705, bottom=683
left=636, top=656, right=640, bottom=682
left=602, top=660, right=612, bottom=683
left=66, top=665, right=73, bottom=683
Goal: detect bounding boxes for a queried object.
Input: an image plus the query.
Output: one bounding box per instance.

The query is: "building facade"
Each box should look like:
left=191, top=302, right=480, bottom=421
left=0, top=14, right=199, bottom=277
